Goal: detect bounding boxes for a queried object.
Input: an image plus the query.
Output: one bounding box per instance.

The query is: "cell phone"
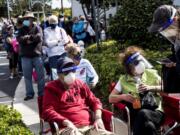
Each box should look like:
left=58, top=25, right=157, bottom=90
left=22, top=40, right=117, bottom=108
left=156, top=58, right=172, bottom=65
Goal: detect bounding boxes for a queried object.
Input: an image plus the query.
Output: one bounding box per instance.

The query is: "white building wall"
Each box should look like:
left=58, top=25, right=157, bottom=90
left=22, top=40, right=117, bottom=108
left=71, top=0, right=84, bottom=17
left=71, top=0, right=117, bottom=19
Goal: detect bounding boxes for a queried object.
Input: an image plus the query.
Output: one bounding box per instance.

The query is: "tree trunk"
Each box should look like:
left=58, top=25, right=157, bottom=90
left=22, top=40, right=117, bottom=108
left=81, top=4, right=87, bottom=19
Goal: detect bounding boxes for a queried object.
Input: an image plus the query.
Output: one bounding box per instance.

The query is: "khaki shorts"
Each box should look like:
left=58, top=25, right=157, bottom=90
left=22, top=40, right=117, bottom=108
left=59, top=126, right=114, bottom=135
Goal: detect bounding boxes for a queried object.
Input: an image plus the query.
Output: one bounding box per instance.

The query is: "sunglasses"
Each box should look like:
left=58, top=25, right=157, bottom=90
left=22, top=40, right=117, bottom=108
left=63, top=70, right=76, bottom=76
left=73, top=52, right=81, bottom=61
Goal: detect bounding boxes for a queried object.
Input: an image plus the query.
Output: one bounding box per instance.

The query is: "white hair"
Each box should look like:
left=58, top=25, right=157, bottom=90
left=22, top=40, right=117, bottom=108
left=48, top=15, right=58, bottom=24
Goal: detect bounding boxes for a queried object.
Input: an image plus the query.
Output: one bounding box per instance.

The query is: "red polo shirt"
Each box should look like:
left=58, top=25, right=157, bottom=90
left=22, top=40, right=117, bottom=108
left=42, top=79, right=102, bottom=127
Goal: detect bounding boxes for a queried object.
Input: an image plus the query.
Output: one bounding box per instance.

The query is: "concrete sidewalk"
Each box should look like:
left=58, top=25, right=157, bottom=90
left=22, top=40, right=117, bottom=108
left=13, top=78, right=49, bottom=135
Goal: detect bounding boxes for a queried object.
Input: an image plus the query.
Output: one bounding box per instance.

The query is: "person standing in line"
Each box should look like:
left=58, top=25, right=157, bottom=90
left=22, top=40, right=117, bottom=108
left=72, top=17, right=87, bottom=43
left=44, top=15, right=69, bottom=80
left=6, top=25, right=19, bottom=79
left=15, top=16, right=23, bottom=75
left=17, top=11, right=45, bottom=101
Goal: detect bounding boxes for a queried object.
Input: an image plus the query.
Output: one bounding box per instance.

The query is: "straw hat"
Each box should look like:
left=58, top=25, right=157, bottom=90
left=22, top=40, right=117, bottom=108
left=23, top=11, right=36, bottom=20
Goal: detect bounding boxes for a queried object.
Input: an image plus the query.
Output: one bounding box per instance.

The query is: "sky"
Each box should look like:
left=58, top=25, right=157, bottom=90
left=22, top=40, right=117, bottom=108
left=51, top=0, right=71, bottom=9
left=174, top=0, right=180, bottom=6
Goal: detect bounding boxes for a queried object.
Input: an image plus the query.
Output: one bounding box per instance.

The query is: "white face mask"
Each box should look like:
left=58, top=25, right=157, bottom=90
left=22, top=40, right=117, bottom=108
left=64, top=72, right=76, bottom=85
left=134, top=61, right=145, bottom=75
left=60, top=18, right=64, bottom=22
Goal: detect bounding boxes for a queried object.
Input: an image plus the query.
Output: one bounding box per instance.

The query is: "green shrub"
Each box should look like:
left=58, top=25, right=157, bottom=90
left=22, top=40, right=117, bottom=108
left=0, top=105, right=33, bottom=135
left=108, top=0, right=173, bottom=49
left=86, top=40, right=171, bottom=108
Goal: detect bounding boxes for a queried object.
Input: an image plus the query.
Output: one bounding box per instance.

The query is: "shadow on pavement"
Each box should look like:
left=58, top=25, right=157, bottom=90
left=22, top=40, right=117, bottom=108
left=0, top=65, right=21, bottom=98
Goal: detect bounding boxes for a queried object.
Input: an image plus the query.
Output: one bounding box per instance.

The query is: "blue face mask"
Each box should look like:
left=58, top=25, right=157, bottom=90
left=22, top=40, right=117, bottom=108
left=23, top=20, right=30, bottom=27
left=50, top=24, right=57, bottom=29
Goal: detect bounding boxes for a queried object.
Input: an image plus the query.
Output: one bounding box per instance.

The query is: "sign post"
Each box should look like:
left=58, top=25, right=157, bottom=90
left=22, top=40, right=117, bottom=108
left=6, top=0, right=10, bottom=20
left=91, top=0, right=100, bottom=50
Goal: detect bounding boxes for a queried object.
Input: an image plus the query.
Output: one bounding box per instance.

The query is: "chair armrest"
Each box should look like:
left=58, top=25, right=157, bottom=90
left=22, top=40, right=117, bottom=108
left=40, top=118, right=59, bottom=135
left=108, top=82, right=117, bottom=93
left=101, top=109, right=113, bottom=131
left=114, top=103, right=126, bottom=110
left=112, top=103, right=131, bottom=135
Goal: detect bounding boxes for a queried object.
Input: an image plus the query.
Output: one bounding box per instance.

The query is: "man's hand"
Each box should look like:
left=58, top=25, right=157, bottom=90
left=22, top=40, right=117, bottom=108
left=165, top=62, right=176, bottom=68
left=63, top=120, right=78, bottom=131
left=63, top=120, right=81, bottom=135
left=94, top=118, right=105, bottom=130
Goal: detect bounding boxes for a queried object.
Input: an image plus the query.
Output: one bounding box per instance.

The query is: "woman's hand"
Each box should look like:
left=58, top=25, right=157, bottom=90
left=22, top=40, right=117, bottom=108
left=138, top=84, right=161, bottom=93
left=138, top=84, right=152, bottom=93
left=122, top=94, right=135, bottom=103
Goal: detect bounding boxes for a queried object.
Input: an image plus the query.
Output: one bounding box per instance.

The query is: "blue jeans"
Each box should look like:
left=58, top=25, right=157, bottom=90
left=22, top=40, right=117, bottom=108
left=49, top=53, right=67, bottom=80
left=21, top=57, right=45, bottom=97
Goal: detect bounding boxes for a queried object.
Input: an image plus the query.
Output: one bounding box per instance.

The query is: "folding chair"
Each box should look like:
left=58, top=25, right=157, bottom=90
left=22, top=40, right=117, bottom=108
left=39, top=108, right=115, bottom=135
left=109, top=82, right=131, bottom=135
left=160, top=93, right=180, bottom=135
left=37, top=96, right=56, bottom=135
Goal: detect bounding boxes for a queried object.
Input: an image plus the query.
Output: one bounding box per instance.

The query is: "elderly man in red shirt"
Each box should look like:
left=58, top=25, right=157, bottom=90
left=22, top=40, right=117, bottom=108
left=42, top=57, right=113, bottom=135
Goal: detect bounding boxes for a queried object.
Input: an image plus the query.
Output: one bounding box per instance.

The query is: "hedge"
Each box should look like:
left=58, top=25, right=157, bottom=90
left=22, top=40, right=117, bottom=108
left=85, top=40, right=171, bottom=108
left=108, top=0, right=173, bottom=49
left=0, top=105, right=33, bottom=135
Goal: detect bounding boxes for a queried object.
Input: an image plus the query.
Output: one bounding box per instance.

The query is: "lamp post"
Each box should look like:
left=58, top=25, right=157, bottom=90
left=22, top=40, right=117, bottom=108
left=61, top=0, right=63, bottom=14
left=43, top=0, right=45, bottom=21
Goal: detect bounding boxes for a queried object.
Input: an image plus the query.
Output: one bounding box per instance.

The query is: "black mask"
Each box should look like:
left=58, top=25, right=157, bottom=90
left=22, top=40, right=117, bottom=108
left=50, top=24, right=57, bottom=29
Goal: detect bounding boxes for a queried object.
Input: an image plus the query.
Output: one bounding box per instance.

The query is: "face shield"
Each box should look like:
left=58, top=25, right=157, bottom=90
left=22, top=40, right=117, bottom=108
left=159, top=8, right=178, bottom=46
left=126, top=52, right=153, bottom=69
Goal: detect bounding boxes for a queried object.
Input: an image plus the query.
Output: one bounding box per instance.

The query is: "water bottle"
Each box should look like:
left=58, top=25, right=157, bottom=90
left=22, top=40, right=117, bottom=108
left=135, top=77, right=141, bottom=90
left=133, top=77, right=141, bottom=109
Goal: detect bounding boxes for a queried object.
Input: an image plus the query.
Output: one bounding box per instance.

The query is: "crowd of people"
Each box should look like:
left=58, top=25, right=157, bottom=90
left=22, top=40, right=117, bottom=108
left=0, top=4, right=180, bottom=135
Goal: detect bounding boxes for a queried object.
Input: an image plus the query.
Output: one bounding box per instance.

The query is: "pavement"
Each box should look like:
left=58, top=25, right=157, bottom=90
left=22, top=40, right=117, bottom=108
left=0, top=51, right=50, bottom=135
left=14, top=79, right=41, bottom=135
